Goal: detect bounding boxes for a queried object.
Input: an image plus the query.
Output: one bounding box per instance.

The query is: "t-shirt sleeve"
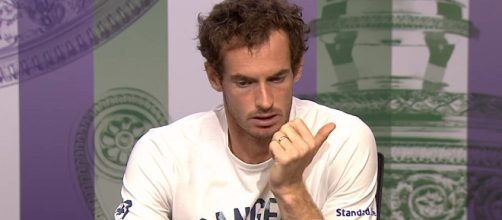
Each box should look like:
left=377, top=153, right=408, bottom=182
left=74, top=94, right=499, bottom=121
left=321, top=119, right=379, bottom=219
left=114, top=131, right=174, bottom=220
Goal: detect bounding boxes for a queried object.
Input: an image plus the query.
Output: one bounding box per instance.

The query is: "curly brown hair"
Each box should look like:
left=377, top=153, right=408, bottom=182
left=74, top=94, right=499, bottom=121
left=197, top=0, right=309, bottom=78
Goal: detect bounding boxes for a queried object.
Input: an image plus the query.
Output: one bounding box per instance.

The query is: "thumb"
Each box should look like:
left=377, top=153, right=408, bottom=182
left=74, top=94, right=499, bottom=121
left=314, top=122, right=336, bottom=148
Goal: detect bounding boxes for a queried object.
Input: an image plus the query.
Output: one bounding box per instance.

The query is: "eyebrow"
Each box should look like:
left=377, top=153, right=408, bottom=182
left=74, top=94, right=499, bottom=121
left=230, top=69, right=291, bottom=81
left=269, top=69, right=290, bottom=79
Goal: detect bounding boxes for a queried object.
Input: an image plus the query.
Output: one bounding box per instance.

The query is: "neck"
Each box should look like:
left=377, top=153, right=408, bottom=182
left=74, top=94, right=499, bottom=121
left=228, top=130, right=272, bottom=164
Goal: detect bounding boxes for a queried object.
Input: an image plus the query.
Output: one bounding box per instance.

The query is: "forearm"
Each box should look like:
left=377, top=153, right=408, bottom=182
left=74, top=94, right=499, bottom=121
left=273, top=182, right=324, bottom=220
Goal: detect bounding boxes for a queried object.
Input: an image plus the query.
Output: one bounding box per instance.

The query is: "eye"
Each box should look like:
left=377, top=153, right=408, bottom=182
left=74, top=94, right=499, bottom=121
left=236, top=80, right=252, bottom=87
left=270, top=75, right=286, bottom=83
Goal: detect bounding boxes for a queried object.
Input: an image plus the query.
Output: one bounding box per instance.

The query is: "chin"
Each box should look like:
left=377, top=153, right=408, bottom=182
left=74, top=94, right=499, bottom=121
left=249, top=126, right=279, bottom=140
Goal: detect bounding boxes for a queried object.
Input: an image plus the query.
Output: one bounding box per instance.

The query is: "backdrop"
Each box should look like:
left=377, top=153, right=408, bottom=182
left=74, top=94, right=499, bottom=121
left=0, top=0, right=501, bottom=219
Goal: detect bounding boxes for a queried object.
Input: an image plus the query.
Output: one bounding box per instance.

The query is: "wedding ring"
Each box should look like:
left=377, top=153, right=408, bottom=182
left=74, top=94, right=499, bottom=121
left=276, top=135, right=289, bottom=144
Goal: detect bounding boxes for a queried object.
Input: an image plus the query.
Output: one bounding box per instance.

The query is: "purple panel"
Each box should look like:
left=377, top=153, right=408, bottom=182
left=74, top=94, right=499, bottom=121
left=19, top=1, right=95, bottom=219
left=468, top=1, right=502, bottom=220
left=468, top=2, right=502, bottom=96
left=291, top=0, right=317, bottom=96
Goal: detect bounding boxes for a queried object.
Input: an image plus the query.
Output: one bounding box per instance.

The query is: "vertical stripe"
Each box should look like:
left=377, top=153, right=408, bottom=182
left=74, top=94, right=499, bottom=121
left=468, top=2, right=502, bottom=96
left=0, top=85, right=20, bottom=219
left=0, top=4, right=20, bottom=219
left=19, top=0, right=94, bottom=219
left=19, top=35, right=95, bottom=219
left=0, top=3, right=20, bottom=218
left=93, top=1, right=168, bottom=219
left=168, top=0, right=221, bottom=121
left=468, top=0, right=502, bottom=219
left=290, top=0, right=317, bottom=96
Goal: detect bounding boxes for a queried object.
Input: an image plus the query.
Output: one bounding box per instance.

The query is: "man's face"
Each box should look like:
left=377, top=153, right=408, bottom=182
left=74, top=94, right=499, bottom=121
left=207, top=30, right=302, bottom=140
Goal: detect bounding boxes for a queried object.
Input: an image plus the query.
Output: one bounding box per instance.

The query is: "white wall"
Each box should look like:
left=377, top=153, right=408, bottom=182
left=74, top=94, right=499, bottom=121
left=168, top=0, right=223, bottom=122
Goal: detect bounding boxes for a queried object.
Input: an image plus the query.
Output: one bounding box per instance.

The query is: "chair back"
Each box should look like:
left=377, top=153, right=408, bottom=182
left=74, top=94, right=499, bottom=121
left=376, top=152, right=384, bottom=220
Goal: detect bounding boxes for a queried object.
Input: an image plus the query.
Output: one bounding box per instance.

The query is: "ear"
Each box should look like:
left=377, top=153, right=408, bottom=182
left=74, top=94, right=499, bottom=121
left=293, top=56, right=304, bottom=83
left=205, top=63, right=223, bottom=92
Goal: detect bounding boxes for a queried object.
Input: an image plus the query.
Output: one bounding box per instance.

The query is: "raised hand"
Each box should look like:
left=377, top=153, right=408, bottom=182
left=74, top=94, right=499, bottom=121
left=269, top=119, right=336, bottom=194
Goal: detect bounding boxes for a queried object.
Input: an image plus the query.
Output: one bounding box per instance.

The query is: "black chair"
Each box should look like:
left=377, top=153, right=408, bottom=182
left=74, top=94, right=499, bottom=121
left=376, top=153, right=384, bottom=220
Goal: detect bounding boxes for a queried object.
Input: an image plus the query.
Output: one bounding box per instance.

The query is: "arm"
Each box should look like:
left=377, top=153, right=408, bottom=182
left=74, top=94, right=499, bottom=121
left=269, top=119, right=336, bottom=220
left=114, top=131, right=173, bottom=220
left=271, top=182, right=324, bottom=220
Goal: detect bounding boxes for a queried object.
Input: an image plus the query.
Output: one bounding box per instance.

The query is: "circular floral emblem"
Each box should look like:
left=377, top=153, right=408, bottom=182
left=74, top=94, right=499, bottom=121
left=93, top=88, right=167, bottom=180
left=71, top=88, right=167, bottom=218
left=391, top=173, right=466, bottom=220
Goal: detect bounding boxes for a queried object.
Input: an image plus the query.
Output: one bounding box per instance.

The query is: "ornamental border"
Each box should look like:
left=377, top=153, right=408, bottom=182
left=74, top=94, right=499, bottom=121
left=311, top=14, right=471, bottom=37
left=0, top=0, right=159, bottom=88
left=317, top=91, right=502, bottom=120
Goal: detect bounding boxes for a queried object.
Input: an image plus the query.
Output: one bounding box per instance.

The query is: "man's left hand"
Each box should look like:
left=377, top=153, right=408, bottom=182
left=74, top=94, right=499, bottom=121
left=269, top=119, right=336, bottom=194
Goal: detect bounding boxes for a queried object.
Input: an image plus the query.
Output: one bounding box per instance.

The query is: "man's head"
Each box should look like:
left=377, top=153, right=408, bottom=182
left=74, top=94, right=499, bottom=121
left=197, top=0, right=308, bottom=141
left=197, top=0, right=308, bottom=78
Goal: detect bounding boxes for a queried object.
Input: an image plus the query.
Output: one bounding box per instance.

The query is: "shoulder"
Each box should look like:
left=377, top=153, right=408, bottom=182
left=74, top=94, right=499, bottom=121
left=129, top=109, right=224, bottom=161
left=151, top=106, right=226, bottom=140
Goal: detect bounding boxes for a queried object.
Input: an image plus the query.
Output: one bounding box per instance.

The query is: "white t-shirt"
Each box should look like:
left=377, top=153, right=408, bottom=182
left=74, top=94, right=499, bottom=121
left=115, top=98, right=378, bottom=220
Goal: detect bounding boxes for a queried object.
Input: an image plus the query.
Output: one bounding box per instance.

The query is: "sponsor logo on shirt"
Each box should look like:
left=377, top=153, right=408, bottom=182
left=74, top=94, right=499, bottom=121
left=115, top=200, right=133, bottom=219
left=336, top=208, right=377, bottom=217
left=200, top=197, right=280, bottom=220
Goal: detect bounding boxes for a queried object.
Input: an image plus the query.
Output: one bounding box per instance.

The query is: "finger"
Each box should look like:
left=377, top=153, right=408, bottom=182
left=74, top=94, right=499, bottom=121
left=271, top=132, right=285, bottom=146
left=289, top=119, right=314, bottom=146
left=269, top=140, right=287, bottom=162
left=280, top=123, right=307, bottom=150
left=314, top=122, right=336, bottom=149
left=271, top=136, right=302, bottom=163
left=277, top=135, right=298, bottom=156
left=271, top=131, right=291, bottom=150
left=272, top=131, right=286, bottom=141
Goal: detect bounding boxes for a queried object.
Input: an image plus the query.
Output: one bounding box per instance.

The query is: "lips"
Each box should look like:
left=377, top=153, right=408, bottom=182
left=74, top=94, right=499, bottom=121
left=251, top=114, right=280, bottom=127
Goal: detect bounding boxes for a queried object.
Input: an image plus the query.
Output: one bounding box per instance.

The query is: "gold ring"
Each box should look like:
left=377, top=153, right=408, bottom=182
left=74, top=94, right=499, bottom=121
left=276, top=135, right=289, bottom=144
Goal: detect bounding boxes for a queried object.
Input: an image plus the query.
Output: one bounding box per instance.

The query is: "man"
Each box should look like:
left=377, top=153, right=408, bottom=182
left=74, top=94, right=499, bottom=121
left=115, top=0, right=378, bottom=219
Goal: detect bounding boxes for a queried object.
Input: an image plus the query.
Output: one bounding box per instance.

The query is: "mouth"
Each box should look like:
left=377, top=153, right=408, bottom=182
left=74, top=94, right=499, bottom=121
left=251, top=114, right=280, bottom=127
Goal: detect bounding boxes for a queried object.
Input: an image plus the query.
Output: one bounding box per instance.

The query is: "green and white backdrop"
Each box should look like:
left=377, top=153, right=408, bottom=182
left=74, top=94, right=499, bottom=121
left=0, top=0, right=500, bottom=219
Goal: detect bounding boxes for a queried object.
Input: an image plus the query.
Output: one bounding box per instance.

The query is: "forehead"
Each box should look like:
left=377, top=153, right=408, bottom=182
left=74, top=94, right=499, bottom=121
left=220, top=30, right=291, bottom=77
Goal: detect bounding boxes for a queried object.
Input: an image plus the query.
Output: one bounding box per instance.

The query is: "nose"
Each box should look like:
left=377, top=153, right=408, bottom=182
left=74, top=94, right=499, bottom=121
left=255, top=82, right=273, bottom=111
